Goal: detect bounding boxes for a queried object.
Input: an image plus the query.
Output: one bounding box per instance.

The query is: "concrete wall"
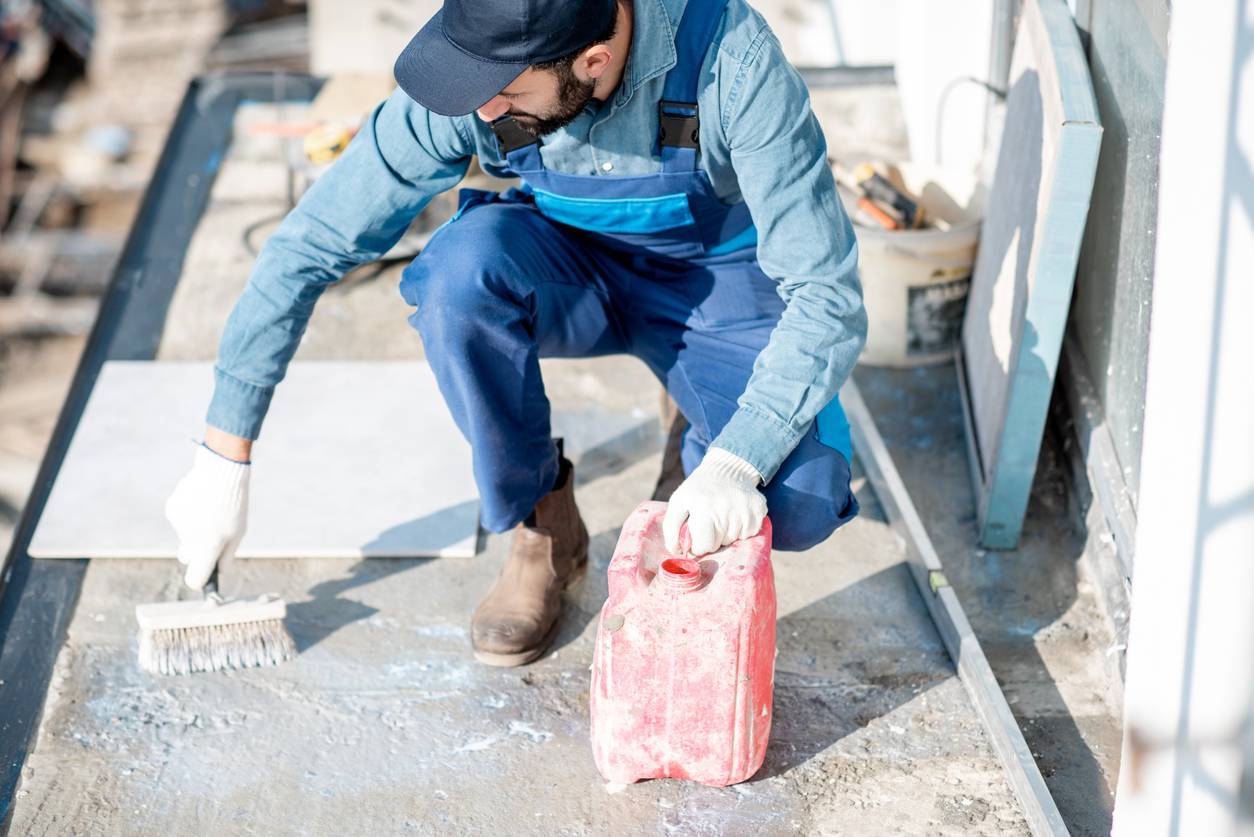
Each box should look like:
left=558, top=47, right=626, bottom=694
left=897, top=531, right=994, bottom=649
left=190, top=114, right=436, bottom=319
left=1066, top=0, right=1169, bottom=512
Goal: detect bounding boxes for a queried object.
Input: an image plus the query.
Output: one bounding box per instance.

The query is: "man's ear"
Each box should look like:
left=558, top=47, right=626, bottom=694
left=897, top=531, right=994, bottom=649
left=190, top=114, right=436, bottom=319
left=579, top=43, right=614, bottom=82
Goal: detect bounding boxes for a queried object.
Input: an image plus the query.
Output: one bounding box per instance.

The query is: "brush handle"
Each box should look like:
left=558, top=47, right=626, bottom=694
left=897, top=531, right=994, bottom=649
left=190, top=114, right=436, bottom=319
left=204, top=566, right=220, bottom=598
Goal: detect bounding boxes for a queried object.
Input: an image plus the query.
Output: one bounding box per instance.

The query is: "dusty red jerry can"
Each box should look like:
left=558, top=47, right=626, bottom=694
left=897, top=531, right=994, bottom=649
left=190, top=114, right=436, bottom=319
left=590, top=500, right=776, bottom=786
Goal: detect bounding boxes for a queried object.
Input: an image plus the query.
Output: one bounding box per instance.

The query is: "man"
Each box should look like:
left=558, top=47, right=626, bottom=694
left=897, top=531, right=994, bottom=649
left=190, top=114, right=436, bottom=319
left=164, top=0, right=866, bottom=667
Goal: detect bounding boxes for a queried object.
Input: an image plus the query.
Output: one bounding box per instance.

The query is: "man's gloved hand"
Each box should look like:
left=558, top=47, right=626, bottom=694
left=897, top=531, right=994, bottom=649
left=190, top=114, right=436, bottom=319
left=663, top=447, right=767, bottom=557
left=164, top=442, right=251, bottom=589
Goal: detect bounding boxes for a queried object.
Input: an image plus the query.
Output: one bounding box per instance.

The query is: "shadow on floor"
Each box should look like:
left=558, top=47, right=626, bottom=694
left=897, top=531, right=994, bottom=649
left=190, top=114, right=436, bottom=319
left=571, top=418, right=662, bottom=487
left=286, top=557, right=434, bottom=653
left=757, top=561, right=957, bottom=780
left=549, top=527, right=622, bottom=656
left=286, top=500, right=496, bottom=652
left=854, top=363, right=1116, bottom=833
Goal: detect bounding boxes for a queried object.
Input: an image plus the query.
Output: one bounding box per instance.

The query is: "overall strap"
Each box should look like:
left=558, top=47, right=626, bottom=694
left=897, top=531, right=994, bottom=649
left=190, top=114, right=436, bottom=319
left=658, top=0, right=729, bottom=172
left=491, top=116, right=545, bottom=173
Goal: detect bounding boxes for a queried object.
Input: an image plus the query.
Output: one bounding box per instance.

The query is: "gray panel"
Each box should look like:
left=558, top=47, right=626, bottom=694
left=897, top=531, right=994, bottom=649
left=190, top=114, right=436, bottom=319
left=1067, top=0, right=1170, bottom=503
left=962, top=58, right=1045, bottom=475
left=959, top=0, right=1103, bottom=549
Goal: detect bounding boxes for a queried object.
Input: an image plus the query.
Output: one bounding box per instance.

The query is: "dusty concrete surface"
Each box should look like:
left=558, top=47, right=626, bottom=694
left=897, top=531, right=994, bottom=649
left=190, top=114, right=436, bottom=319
left=854, top=365, right=1123, bottom=836
left=13, top=356, right=1031, bottom=835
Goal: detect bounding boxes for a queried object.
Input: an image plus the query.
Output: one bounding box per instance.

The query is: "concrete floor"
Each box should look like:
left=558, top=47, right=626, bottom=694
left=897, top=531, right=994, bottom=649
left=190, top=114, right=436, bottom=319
left=13, top=352, right=1031, bottom=835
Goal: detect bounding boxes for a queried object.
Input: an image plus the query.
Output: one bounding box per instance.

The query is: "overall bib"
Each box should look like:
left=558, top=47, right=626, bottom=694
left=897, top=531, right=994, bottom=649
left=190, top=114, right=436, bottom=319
left=399, top=0, right=857, bottom=551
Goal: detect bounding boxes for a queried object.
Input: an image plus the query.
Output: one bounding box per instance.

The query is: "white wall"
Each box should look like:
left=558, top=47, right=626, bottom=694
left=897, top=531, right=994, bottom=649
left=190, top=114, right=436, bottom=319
left=309, top=0, right=441, bottom=77
left=893, top=0, right=996, bottom=177
left=826, top=0, right=901, bottom=65
left=1112, top=0, right=1254, bottom=832
left=310, top=0, right=903, bottom=79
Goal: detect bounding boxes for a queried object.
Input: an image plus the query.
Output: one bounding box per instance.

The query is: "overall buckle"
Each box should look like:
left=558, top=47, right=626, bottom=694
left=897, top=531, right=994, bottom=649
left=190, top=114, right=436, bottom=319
left=658, top=101, right=700, bottom=149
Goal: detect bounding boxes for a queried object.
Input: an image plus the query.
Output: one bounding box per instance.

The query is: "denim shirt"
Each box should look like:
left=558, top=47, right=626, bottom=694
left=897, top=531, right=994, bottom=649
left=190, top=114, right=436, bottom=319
left=207, top=0, right=866, bottom=483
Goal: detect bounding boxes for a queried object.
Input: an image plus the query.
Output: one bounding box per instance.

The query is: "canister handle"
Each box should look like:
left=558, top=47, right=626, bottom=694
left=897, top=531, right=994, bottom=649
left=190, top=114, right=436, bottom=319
left=675, top=522, right=693, bottom=558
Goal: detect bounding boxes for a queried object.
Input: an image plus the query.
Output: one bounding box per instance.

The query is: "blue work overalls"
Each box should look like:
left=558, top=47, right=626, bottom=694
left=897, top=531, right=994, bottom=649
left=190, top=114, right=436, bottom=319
left=399, top=0, right=858, bottom=551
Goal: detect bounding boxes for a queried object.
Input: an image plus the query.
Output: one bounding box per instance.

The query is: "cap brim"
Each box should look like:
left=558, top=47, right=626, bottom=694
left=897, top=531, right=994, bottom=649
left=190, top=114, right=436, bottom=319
left=394, top=10, right=530, bottom=117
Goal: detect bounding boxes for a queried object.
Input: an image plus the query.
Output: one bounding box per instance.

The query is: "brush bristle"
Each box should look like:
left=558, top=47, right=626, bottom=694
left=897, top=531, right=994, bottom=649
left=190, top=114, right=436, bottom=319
left=138, top=618, right=296, bottom=675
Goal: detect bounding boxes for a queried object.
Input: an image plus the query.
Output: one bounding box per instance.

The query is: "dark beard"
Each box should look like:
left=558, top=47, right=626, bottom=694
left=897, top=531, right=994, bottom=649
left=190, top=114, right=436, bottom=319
left=510, top=64, right=596, bottom=137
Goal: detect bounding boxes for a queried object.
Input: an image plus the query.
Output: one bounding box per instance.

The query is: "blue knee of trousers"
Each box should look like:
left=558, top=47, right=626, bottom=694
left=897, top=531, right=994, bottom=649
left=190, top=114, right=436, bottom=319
left=763, top=446, right=860, bottom=552
left=768, top=492, right=859, bottom=551
left=399, top=204, right=530, bottom=327
left=401, top=260, right=517, bottom=335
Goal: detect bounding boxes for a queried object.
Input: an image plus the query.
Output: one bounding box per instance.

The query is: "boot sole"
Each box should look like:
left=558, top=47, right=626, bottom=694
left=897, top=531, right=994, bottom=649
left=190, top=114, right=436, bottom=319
left=471, top=542, right=589, bottom=668
left=473, top=616, right=561, bottom=667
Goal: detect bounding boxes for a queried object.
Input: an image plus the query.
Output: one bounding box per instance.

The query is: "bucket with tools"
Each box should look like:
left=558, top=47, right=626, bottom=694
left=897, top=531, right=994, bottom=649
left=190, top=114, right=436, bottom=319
left=835, top=162, right=983, bottom=367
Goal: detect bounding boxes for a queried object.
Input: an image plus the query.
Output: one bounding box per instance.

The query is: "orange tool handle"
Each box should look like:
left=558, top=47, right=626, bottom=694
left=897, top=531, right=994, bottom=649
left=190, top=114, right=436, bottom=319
left=858, top=197, right=900, bottom=230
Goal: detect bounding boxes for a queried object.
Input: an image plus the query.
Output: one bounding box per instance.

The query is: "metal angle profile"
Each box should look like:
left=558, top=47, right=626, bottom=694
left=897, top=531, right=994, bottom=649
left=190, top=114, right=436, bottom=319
left=844, top=380, right=1070, bottom=837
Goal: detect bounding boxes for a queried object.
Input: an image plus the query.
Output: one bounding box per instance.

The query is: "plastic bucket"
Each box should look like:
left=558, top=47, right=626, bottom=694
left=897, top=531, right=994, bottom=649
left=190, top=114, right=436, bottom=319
left=845, top=164, right=983, bottom=367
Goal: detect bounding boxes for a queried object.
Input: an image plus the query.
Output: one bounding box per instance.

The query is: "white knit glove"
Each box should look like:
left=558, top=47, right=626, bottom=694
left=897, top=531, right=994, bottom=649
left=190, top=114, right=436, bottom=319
left=164, top=442, right=250, bottom=590
left=663, top=447, right=767, bottom=557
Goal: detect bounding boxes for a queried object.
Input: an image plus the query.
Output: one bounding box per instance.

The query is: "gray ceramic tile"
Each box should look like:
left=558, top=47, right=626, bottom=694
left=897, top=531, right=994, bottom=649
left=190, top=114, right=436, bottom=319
left=29, top=361, right=480, bottom=559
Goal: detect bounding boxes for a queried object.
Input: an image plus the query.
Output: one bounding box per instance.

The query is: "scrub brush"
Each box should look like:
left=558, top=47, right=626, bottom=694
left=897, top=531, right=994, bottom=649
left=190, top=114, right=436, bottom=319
left=136, top=566, right=295, bottom=675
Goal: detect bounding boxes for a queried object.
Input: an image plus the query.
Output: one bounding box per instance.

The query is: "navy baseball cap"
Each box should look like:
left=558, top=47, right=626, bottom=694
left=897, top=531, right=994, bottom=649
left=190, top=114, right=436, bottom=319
left=394, top=0, right=617, bottom=117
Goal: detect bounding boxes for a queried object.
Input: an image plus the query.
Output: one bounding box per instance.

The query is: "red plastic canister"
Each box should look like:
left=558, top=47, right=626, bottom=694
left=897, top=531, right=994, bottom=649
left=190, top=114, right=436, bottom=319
left=590, top=500, right=776, bottom=786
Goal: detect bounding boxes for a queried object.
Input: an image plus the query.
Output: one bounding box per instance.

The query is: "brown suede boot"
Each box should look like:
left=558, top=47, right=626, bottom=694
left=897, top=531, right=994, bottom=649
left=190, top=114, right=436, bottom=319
left=471, top=454, right=589, bottom=666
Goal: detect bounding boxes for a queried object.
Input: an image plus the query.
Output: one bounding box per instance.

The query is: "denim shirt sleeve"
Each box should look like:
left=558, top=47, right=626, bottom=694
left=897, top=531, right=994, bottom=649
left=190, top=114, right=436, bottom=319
left=206, top=88, right=472, bottom=439
left=707, top=26, right=867, bottom=483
